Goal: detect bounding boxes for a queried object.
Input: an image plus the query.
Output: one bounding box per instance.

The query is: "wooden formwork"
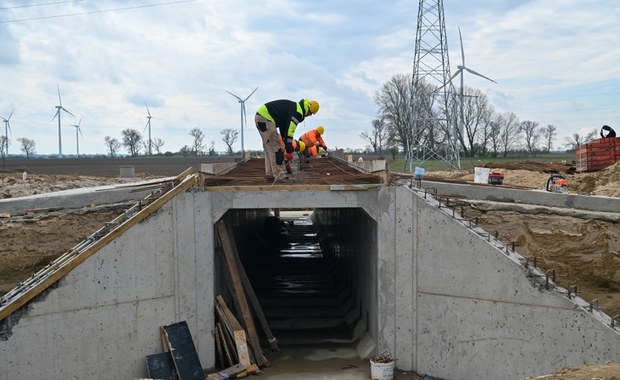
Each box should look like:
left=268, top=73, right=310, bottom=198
left=576, top=137, right=620, bottom=172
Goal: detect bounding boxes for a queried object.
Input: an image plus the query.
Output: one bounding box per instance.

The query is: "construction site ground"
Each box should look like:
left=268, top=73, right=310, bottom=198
left=1, top=158, right=619, bottom=379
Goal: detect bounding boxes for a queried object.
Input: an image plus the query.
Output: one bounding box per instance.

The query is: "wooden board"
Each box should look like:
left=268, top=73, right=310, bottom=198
left=163, top=321, right=204, bottom=380
left=146, top=352, right=176, bottom=380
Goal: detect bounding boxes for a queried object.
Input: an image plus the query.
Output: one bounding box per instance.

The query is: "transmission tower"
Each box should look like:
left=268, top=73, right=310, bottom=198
left=408, top=0, right=460, bottom=171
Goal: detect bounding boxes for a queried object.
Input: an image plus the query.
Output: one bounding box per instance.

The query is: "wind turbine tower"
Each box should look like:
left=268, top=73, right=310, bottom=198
left=144, top=102, right=153, bottom=156
left=1, top=109, right=13, bottom=156
left=451, top=27, right=497, bottom=145
left=226, top=87, right=258, bottom=154
left=71, top=116, right=83, bottom=157
left=52, top=85, right=74, bottom=157
left=410, top=0, right=458, bottom=169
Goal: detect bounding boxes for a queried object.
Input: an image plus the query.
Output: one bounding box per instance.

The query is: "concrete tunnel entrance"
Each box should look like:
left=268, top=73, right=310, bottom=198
left=215, top=207, right=377, bottom=354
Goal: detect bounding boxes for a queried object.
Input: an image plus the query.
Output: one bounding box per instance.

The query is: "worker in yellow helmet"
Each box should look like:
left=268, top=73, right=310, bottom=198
left=278, top=137, right=307, bottom=174
left=299, top=125, right=328, bottom=160
left=255, top=99, right=319, bottom=182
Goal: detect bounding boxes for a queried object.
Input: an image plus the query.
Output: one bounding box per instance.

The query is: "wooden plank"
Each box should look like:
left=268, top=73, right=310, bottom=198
left=215, top=295, right=251, bottom=367
left=220, top=223, right=279, bottom=352
left=216, top=221, right=269, bottom=367
left=163, top=321, right=204, bottom=380
left=214, top=323, right=225, bottom=369
left=146, top=352, right=176, bottom=380
left=216, top=322, right=235, bottom=368
left=206, top=363, right=246, bottom=380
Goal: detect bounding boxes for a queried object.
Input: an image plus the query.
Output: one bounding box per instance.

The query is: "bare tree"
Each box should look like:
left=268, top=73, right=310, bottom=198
left=121, top=129, right=143, bottom=157
left=190, top=127, right=205, bottom=156
left=220, top=128, right=238, bottom=155
left=150, top=138, right=164, bottom=154
left=17, top=137, right=36, bottom=157
left=361, top=118, right=389, bottom=155
left=541, top=124, right=557, bottom=152
left=374, top=74, right=414, bottom=155
left=0, top=136, right=6, bottom=157
left=459, top=87, right=493, bottom=157
left=564, top=129, right=597, bottom=151
left=104, top=136, right=121, bottom=157
left=520, top=121, right=541, bottom=155
left=208, top=140, right=216, bottom=156
left=498, top=112, right=520, bottom=157
left=487, top=113, right=502, bottom=157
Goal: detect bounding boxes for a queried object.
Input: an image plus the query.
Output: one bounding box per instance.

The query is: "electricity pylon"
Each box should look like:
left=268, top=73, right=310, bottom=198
left=409, top=0, right=460, bottom=171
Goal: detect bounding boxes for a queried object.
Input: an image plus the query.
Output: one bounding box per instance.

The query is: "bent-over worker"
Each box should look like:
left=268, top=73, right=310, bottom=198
left=255, top=99, right=319, bottom=182
left=299, top=126, right=328, bottom=160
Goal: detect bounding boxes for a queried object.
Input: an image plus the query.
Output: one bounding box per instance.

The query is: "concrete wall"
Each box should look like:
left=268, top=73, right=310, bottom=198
left=0, top=191, right=214, bottom=380
left=1, top=184, right=619, bottom=380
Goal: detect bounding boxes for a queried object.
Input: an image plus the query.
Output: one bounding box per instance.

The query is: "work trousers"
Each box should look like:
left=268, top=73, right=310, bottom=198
left=255, top=113, right=287, bottom=181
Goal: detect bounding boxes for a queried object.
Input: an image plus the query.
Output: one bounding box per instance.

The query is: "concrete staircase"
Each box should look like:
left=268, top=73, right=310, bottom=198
left=244, top=214, right=363, bottom=347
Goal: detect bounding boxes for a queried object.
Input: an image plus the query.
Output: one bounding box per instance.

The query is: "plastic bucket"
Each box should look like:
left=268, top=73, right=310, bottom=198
left=370, top=359, right=395, bottom=380
left=474, top=167, right=490, bottom=184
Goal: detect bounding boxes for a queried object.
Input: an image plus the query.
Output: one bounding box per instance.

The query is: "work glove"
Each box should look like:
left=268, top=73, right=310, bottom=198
left=322, top=146, right=328, bottom=151
left=285, top=152, right=293, bottom=162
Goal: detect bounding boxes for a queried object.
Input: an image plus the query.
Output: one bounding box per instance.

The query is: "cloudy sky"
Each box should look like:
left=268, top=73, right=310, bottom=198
left=0, top=0, right=618, bottom=156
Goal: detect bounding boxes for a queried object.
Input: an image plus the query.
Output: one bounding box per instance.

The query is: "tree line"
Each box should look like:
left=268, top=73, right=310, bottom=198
left=362, top=74, right=598, bottom=158
left=0, top=127, right=241, bottom=158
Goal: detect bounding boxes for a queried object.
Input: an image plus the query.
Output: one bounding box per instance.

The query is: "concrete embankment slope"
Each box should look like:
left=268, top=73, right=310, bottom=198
left=1, top=182, right=619, bottom=379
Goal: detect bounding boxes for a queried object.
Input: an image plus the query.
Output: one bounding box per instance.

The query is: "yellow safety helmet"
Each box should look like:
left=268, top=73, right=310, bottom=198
left=298, top=140, right=306, bottom=153
left=316, top=126, right=324, bottom=135
left=307, top=100, right=319, bottom=115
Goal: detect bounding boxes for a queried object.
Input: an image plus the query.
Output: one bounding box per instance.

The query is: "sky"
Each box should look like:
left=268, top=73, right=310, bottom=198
left=0, top=0, right=618, bottom=156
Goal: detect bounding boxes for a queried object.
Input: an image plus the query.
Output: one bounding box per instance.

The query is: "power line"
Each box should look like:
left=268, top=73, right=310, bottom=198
left=0, top=0, right=197, bottom=24
left=0, top=0, right=83, bottom=11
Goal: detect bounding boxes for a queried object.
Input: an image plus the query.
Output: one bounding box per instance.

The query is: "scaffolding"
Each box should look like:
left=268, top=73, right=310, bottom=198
left=408, top=0, right=460, bottom=172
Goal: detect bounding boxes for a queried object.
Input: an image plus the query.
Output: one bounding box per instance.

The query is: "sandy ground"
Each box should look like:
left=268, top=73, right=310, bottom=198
left=1, top=161, right=620, bottom=379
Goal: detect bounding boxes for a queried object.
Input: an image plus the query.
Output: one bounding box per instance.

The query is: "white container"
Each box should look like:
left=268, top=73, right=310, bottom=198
left=474, top=167, right=490, bottom=184
left=370, top=359, right=395, bottom=380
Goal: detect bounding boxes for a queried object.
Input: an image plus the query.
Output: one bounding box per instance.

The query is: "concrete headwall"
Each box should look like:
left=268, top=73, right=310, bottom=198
left=1, top=184, right=619, bottom=380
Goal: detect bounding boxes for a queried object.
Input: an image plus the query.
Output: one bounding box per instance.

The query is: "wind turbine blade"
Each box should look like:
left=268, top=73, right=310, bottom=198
left=449, top=69, right=462, bottom=81
left=226, top=90, right=242, bottom=102
left=144, top=102, right=151, bottom=117
left=8, top=109, right=14, bottom=121
left=144, top=121, right=149, bottom=132
left=243, top=86, right=258, bottom=102
left=52, top=109, right=60, bottom=121
left=62, top=107, right=75, bottom=117
left=78, top=126, right=84, bottom=138
left=458, top=27, right=465, bottom=66
left=464, top=67, right=497, bottom=83
left=57, top=84, right=63, bottom=106
left=77, top=115, right=82, bottom=127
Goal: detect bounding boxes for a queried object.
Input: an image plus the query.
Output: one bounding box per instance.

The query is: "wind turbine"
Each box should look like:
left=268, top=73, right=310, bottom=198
left=71, top=115, right=83, bottom=157
left=1, top=109, right=13, bottom=156
left=52, top=84, right=74, bottom=157
left=450, top=27, right=496, bottom=143
left=144, top=102, right=153, bottom=155
left=226, top=87, right=258, bottom=154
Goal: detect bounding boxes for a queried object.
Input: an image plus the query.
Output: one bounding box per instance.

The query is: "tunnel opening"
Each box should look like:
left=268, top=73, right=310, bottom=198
left=215, top=207, right=378, bottom=355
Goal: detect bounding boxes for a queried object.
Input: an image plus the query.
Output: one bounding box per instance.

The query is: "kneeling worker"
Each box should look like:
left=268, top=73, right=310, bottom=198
left=300, top=126, right=328, bottom=160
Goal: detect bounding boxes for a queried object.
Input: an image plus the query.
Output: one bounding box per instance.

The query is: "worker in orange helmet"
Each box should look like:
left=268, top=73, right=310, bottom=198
left=255, top=99, right=319, bottom=182
left=299, top=126, right=327, bottom=161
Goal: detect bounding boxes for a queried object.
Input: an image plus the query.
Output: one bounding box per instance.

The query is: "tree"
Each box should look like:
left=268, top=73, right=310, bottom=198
left=152, top=138, right=165, bottom=154
left=221, top=128, right=238, bottom=155
left=121, top=129, right=143, bottom=157
left=458, top=87, right=493, bottom=157
left=17, top=137, right=36, bottom=157
left=519, top=120, right=541, bottom=155
left=361, top=118, right=389, bottom=155
left=374, top=74, right=414, bottom=155
left=498, top=112, right=520, bottom=157
left=564, top=129, right=597, bottom=151
left=0, top=136, right=7, bottom=157
left=208, top=140, right=216, bottom=156
left=190, top=127, right=205, bottom=156
left=541, top=124, right=557, bottom=152
left=104, top=136, right=121, bottom=157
